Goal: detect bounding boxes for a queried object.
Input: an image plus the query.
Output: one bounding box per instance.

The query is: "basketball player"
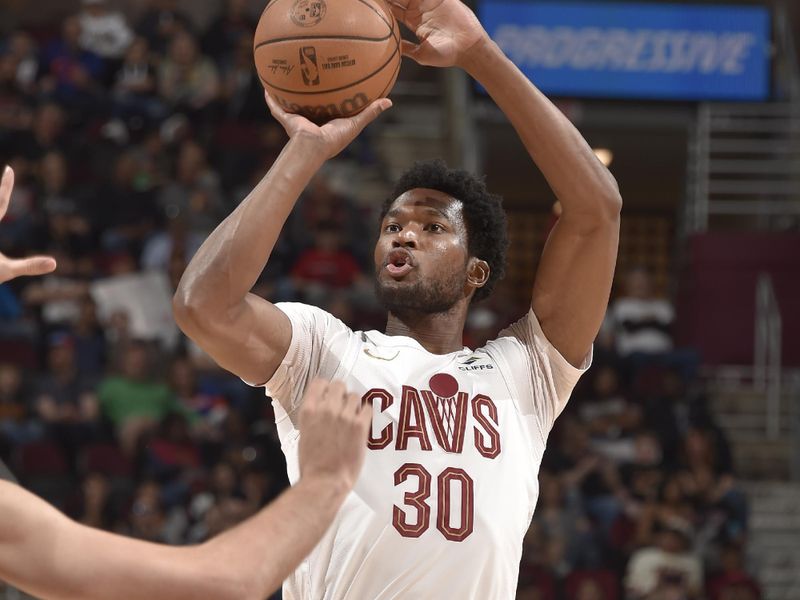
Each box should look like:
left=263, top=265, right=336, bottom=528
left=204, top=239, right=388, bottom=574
left=0, top=166, right=372, bottom=599
left=174, top=0, right=622, bottom=597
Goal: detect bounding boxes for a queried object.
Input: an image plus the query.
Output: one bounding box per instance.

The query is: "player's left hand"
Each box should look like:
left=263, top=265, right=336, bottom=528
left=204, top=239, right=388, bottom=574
left=387, top=0, right=488, bottom=68
left=0, top=166, right=57, bottom=284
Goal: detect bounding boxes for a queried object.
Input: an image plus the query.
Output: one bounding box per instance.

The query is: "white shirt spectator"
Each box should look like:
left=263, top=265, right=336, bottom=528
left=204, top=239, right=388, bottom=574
left=610, top=297, right=674, bottom=356
left=625, top=545, right=703, bottom=598
left=79, top=3, right=134, bottom=59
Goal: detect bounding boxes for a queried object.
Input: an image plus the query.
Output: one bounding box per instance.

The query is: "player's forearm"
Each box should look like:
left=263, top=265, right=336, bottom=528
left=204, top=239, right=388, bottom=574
left=174, top=136, right=326, bottom=317
left=197, top=475, right=350, bottom=597
left=0, top=482, right=245, bottom=600
left=461, top=38, right=621, bottom=216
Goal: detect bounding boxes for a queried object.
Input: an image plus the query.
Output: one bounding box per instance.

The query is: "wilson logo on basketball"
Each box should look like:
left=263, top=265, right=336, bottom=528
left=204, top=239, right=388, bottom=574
left=299, top=47, right=320, bottom=86
left=273, top=92, right=369, bottom=121
left=290, top=0, right=326, bottom=27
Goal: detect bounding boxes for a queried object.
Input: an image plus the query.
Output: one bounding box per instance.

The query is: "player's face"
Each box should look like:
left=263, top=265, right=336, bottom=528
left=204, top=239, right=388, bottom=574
left=374, top=188, right=470, bottom=315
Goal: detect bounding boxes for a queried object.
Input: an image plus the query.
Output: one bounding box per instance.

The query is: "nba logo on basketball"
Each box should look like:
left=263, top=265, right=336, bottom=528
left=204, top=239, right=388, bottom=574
left=299, top=47, right=320, bottom=86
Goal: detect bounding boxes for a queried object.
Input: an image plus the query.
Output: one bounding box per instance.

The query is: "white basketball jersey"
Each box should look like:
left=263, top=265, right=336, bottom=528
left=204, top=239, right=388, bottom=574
left=263, top=302, right=591, bottom=600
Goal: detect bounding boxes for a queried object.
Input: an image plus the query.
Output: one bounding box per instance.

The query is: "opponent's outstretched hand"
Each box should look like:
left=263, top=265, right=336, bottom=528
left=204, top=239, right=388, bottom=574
left=0, top=167, right=56, bottom=284
left=297, top=379, right=371, bottom=493
left=265, top=92, right=391, bottom=162
left=387, top=0, right=488, bottom=68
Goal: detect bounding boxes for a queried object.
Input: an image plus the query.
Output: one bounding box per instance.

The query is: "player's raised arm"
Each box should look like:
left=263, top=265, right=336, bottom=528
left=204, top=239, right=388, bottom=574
left=173, top=94, right=391, bottom=385
left=391, top=0, right=621, bottom=367
left=0, top=379, right=371, bottom=600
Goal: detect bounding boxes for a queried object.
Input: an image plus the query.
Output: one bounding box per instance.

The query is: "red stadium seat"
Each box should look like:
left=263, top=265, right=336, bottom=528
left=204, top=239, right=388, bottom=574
left=565, top=570, right=619, bottom=600
left=15, top=441, right=68, bottom=476
left=79, top=443, right=133, bottom=478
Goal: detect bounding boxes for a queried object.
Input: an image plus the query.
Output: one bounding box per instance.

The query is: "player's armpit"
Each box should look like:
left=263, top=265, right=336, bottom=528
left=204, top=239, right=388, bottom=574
left=532, top=205, right=621, bottom=368
left=173, top=290, right=292, bottom=386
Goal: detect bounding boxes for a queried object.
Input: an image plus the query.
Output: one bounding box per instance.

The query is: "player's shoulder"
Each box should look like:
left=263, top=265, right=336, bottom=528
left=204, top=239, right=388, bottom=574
left=273, top=301, right=356, bottom=337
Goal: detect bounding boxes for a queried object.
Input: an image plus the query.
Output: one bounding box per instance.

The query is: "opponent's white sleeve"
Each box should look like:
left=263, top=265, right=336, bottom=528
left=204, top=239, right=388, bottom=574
left=262, top=302, right=356, bottom=416
left=491, top=309, right=592, bottom=440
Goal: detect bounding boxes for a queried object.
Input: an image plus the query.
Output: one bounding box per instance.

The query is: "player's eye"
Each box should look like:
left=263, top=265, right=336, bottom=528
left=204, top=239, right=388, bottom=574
left=385, top=223, right=401, bottom=233
left=427, top=223, right=445, bottom=233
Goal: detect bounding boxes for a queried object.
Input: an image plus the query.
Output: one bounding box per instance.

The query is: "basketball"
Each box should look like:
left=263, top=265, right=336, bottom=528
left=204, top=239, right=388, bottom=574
left=254, top=0, right=401, bottom=123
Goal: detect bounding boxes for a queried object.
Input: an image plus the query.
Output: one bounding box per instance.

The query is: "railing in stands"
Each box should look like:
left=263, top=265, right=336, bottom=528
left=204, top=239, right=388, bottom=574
left=755, top=273, right=783, bottom=440
left=685, top=5, right=800, bottom=235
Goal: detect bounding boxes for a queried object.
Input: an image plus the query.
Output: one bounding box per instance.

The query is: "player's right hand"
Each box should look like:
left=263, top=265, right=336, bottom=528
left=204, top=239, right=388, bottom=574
left=0, top=166, right=57, bottom=284
left=297, top=378, right=372, bottom=493
left=264, top=91, right=392, bottom=161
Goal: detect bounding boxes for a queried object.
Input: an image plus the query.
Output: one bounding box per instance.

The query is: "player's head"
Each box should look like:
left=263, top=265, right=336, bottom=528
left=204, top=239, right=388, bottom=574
left=374, top=159, right=508, bottom=317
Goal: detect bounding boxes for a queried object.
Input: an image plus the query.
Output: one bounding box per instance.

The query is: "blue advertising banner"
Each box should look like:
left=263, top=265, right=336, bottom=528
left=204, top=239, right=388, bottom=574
left=478, top=1, right=771, bottom=100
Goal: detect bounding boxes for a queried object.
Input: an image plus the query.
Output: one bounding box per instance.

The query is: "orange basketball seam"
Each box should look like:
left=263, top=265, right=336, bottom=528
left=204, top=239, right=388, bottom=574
left=258, top=42, right=400, bottom=95
left=354, top=0, right=401, bottom=49
left=254, top=31, right=394, bottom=49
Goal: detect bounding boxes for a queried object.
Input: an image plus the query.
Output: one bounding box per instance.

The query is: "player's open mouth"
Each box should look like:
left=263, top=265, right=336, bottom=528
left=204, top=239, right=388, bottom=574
left=385, top=249, right=415, bottom=278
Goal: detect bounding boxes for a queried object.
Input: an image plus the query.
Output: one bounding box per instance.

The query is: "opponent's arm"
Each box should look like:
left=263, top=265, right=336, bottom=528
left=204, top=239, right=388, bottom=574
left=0, top=379, right=371, bottom=600
left=173, top=96, right=391, bottom=385
left=0, top=167, right=57, bottom=283
left=391, top=0, right=621, bottom=366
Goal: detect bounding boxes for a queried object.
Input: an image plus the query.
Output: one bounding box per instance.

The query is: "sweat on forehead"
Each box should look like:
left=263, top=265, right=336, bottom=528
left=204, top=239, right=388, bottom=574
left=383, top=190, right=464, bottom=220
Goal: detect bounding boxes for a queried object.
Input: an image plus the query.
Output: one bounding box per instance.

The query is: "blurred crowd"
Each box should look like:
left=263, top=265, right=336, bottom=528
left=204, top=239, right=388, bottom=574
left=0, top=2, right=760, bottom=599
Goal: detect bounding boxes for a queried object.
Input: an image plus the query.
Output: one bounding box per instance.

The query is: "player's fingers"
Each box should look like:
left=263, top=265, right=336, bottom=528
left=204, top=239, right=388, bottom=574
left=386, top=0, right=409, bottom=25
left=400, top=40, right=422, bottom=62
left=0, top=166, right=14, bottom=221
left=325, top=380, right=348, bottom=411
left=264, top=91, right=291, bottom=123
left=304, top=377, right=329, bottom=409
left=6, top=256, right=57, bottom=279
left=349, top=99, right=392, bottom=134
left=354, top=394, right=372, bottom=428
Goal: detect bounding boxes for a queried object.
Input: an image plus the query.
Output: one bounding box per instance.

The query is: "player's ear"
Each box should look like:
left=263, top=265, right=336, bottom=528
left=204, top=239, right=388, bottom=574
left=467, top=258, right=490, bottom=289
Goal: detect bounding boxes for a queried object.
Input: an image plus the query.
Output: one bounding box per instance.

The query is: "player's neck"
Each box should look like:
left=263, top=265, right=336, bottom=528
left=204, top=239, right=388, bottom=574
left=384, top=310, right=467, bottom=355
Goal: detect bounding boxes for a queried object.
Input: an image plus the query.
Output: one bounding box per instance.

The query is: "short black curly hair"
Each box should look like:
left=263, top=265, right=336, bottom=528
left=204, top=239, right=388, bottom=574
left=380, top=159, right=509, bottom=303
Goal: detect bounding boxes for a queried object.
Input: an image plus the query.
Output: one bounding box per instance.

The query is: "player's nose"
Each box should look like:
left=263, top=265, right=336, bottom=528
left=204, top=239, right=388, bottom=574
left=392, top=227, right=418, bottom=249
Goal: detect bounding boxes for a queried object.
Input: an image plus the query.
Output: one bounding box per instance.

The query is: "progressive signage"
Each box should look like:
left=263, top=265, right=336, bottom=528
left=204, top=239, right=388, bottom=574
left=479, top=1, right=771, bottom=101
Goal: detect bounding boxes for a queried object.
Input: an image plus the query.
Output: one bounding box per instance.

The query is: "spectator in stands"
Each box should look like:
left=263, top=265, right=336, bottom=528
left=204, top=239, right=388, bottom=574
left=33, top=151, right=93, bottom=257
left=22, top=249, right=91, bottom=329
left=158, top=140, right=223, bottom=234
left=625, top=522, right=703, bottom=600
left=78, top=0, right=134, bottom=62
left=1, top=31, right=40, bottom=96
left=112, top=37, right=168, bottom=125
left=98, top=340, right=186, bottom=456
left=218, top=33, right=263, bottom=121
left=168, top=355, right=228, bottom=441
left=76, top=472, right=115, bottom=530
left=71, top=298, right=107, bottom=378
left=677, top=428, right=747, bottom=544
left=10, top=102, right=67, bottom=162
left=580, top=365, right=640, bottom=442
left=706, top=543, right=761, bottom=600
left=553, top=417, right=627, bottom=535
left=530, top=472, right=599, bottom=575
left=157, top=31, right=220, bottom=116
left=40, top=16, right=105, bottom=113
left=137, top=0, right=194, bottom=54
left=608, top=267, right=673, bottom=357
left=33, top=331, right=100, bottom=447
left=145, top=412, right=203, bottom=506
left=203, top=0, right=256, bottom=64
left=607, top=266, right=698, bottom=382
left=90, top=150, right=160, bottom=257
left=126, top=479, right=187, bottom=543
left=0, top=362, right=37, bottom=449
left=290, top=221, right=365, bottom=300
